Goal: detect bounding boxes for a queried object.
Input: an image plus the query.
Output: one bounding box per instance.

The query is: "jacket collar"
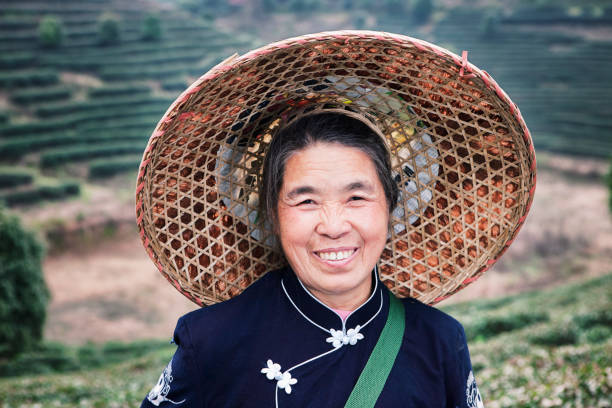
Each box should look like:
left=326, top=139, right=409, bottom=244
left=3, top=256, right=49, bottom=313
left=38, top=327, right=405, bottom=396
left=280, top=266, right=385, bottom=333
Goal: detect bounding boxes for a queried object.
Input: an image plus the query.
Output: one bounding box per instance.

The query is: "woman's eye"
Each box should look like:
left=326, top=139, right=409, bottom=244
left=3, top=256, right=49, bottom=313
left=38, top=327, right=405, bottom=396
left=349, top=196, right=364, bottom=201
left=298, top=199, right=315, bottom=205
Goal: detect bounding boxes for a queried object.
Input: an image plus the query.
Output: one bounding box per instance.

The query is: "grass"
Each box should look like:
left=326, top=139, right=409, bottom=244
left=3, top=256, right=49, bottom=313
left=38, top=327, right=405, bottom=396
left=0, top=273, right=610, bottom=407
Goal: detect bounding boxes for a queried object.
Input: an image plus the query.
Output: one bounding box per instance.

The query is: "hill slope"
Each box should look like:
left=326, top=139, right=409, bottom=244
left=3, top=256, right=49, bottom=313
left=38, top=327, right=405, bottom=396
left=1, top=1, right=611, bottom=212
left=0, top=0, right=256, bottom=207
left=1, top=272, right=610, bottom=407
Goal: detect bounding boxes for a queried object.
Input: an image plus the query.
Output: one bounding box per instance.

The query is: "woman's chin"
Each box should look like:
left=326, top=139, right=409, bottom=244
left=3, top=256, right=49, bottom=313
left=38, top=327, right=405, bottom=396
left=312, top=274, right=373, bottom=304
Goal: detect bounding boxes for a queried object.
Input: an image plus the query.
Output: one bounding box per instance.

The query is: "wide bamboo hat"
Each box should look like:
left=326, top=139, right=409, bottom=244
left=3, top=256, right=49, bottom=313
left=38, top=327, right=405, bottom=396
left=136, top=30, right=536, bottom=307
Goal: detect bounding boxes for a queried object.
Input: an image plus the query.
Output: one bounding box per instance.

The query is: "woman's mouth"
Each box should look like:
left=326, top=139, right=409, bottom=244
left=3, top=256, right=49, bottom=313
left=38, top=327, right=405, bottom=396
left=314, top=248, right=358, bottom=262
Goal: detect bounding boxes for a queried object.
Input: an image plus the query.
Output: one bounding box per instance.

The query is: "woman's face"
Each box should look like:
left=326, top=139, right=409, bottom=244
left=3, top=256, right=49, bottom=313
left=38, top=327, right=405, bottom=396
left=277, top=142, right=389, bottom=310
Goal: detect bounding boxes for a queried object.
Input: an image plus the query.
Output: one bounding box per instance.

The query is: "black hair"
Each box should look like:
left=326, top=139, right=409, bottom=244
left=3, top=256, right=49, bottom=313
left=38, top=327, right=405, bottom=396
left=259, top=112, right=399, bottom=231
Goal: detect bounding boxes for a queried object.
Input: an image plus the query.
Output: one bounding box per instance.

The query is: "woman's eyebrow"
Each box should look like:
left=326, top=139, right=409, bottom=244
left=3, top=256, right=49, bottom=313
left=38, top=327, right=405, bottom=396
left=286, top=186, right=316, bottom=199
left=344, top=181, right=374, bottom=193
left=286, top=181, right=374, bottom=199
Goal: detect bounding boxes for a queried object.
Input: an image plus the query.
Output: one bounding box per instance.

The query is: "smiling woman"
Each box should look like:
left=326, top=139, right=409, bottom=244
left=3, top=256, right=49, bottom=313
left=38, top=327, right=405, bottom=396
left=276, top=141, right=388, bottom=310
left=266, top=113, right=394, bottom=310
left=138, top=110, right=487, bottom=408
left=136, top=31, right=535, bottom=408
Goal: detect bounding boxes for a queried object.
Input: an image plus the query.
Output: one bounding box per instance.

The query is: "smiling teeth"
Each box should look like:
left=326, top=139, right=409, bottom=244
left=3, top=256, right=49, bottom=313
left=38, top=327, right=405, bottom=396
left=318, top=250, right=354, bottom=261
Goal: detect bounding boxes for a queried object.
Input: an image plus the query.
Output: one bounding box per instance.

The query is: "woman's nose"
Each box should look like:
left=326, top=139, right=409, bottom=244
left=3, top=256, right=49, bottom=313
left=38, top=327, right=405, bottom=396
left=315, top=207, right=351, bottom=239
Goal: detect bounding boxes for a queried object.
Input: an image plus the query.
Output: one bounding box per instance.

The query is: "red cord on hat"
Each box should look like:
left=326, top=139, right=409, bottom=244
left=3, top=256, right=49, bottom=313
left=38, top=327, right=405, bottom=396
left=459, top=50, right=476, bottom=78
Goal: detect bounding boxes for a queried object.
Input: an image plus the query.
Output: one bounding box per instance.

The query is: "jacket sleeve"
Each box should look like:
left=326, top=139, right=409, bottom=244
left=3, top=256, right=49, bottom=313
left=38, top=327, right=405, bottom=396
left=445, top=323, right=484, bottom=408
left=140, top=317, right=202, bottom=407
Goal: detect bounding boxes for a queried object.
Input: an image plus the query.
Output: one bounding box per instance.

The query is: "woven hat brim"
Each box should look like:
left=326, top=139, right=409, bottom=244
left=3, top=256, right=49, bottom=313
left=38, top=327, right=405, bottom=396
left=135, top=30, right=536, bottom=307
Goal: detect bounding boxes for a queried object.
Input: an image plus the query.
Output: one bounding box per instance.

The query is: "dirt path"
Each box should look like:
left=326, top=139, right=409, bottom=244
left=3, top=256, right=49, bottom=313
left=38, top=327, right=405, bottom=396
left=40, top=153, right=612, bottom=343
left=43, top=234, right=197, bottom=344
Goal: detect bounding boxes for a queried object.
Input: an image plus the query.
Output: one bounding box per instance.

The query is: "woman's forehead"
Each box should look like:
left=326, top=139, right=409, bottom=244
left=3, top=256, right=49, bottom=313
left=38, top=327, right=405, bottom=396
left=281, top=143, right=381, bottom=194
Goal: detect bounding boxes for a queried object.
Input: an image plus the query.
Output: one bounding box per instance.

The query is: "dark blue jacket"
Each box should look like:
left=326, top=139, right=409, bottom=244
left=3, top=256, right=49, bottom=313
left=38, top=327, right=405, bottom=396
left=141, top=267, right=484, bottom=407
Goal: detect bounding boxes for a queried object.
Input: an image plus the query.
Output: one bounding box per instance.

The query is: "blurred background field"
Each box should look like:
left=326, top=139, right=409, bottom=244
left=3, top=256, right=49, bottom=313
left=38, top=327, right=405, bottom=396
left=0, top=0, right=610, bottom=406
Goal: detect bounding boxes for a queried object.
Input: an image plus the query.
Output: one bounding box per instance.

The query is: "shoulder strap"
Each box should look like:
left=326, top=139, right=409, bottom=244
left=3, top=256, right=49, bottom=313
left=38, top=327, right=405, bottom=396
left=344, top=291, right=405, bottom=408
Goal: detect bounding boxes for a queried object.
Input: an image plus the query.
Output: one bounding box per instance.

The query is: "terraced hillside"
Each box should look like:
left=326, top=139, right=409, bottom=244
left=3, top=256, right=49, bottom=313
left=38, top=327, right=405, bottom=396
left=0, top=0, right=255, bottom=207
left=1, top=1, right=611, bottom=211
left=378, top=6, right=612, bottom=158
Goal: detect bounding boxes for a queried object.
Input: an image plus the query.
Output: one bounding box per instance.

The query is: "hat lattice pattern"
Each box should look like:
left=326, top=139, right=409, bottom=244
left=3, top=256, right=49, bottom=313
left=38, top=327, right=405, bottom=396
left=136, top=31, right=536, bottom=306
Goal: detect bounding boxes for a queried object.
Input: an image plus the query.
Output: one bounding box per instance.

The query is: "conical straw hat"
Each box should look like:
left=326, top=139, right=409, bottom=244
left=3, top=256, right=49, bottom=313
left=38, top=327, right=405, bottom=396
left=135, top=30, right=536, bottom=307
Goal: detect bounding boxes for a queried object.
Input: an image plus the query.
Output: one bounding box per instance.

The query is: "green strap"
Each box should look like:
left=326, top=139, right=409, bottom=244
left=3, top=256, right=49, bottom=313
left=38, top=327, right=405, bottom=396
left=344, top=292, right=405, bottom=408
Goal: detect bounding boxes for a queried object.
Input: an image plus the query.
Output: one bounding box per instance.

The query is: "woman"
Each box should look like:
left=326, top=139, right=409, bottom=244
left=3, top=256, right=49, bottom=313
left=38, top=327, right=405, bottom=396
left=136, top=31, right=535, bottom=408
left=141, top=112, right=482, bottom=407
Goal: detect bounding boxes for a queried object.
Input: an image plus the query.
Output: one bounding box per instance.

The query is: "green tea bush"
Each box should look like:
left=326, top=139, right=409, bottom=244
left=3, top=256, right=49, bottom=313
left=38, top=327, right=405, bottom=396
left=39, top=54, right=101, bottom=70
left=89, top=157, right=141, bottom=179
left=70, top=105, right=168, bottom=127
left=38, top=15, right=64, bottom=48
left=162, top=77, right=189, bottom=91
left=0, top=118, right=71, bottom=137
left=0, top=53, right=36, bottom=69
left=35, top=96, right=170, bottom=118
left=0, top=182, right=80, bottom=207
left=11, top=87, right=71, bottom=105
left=88, top=84, right=151, bottom=98
left=0, top=130, right=149, bottom=160
left=100, top=64, right=189, bottom=81
left=97, top=13, right=121, bottom=46
left=0, top=69, right=59, bottom=88
left=80, top=128, right=149, bottom=141
left=40, top=143, right=146, bottom=167
left=0, top=169, right=34, bottom=189
left=142, top=13, right=162, bottom=41
left=1, top=190, right=41, bottom=206
left=1, top=339, right=171, bottom=377
left=528, top=323, right=579, bottom=346
left=1, top=342, right=78, bottom=377
left=585, top=325, right=612, bottom=343
left=78, top=115, right=158, bottom=133
left=0, top=31, right=37, bottom=42
left=465, top=310, right=549, bottom=341
left=0, top=16, right=38, bottom=30
left=91, top=48, right=205, bottom=67
left=0, top=111, right=8, bottom=124
left=0, top=210, right=49, bottom=358
left=573, top=309, right=612, bottom=330
left=0, top=133, right=78, bottom=159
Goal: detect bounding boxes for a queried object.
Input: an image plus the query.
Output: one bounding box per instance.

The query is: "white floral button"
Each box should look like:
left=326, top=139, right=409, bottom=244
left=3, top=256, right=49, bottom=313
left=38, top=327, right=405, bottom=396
left=277, top=371, right=297, bottom=394
left=261, top=359, right=282, bottom=380
left=326, top=325, right=364, bottom=348
left=261, top=359, right=298, bottom=395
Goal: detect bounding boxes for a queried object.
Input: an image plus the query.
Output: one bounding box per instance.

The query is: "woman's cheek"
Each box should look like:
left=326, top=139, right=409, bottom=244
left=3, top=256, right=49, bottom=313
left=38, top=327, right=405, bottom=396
left=280, top=207, right=315, bottom=240
left=355, top=203, right=388, bottom=231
